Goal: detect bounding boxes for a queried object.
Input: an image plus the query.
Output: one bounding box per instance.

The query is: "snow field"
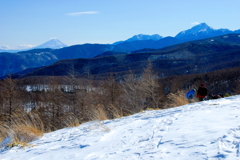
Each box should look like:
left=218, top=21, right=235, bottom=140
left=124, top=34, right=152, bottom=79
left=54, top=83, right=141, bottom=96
left=1, top=96, right=240, bottom=160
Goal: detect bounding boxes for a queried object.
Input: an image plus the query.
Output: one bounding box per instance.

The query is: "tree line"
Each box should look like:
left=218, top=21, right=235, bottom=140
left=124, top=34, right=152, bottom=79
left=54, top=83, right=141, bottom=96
left=0, top=63, right=240, bottom=142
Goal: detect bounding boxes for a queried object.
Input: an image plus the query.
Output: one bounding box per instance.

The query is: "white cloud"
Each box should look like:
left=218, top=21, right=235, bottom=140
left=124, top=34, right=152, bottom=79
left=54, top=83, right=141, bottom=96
left=66, top=11, right=99, bottom=16
left=0, top=45, right=10, bottom=50
left=17, top=44, right=36, bottom=50
left=191, top=22, right=200, bottom=25
left=0, top=44, right=36, bottom=50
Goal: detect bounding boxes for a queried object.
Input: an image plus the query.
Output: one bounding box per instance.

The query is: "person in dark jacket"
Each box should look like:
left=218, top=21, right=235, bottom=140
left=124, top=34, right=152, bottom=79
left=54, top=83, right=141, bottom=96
left=197, top=83, right=208, bottom=101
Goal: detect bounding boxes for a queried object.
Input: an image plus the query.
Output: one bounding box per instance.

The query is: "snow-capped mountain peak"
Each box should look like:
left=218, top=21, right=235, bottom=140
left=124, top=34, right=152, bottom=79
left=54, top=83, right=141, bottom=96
left=175, top=23, right=232, bottom=40
left=195, top=22, right=213, bottom=29
left=112, top=34, right=163, bottom=45
left=191, top=23, right=214, bottom=32
left=126, top=34, right=163, bottom=41
left=34, top=39, right=68, bottom=49
left=176, top=23, right=214, bottom=38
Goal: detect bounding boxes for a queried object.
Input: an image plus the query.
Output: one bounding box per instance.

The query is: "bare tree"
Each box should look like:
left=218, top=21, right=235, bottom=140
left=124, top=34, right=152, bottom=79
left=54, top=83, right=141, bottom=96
left=120, top=70, right=143, bottom=113
left=0, top=76, right=21, bottom=125
left=43, top=77, right=66, bottom=130
left=233, top=78, right=240, bottom=95
left=137, top=62, right=162, bottom=109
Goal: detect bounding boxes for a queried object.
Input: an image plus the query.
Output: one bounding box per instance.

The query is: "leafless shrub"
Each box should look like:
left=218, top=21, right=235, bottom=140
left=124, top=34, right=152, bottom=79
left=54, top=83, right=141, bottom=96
left=165, top=90, right=190, bottom=108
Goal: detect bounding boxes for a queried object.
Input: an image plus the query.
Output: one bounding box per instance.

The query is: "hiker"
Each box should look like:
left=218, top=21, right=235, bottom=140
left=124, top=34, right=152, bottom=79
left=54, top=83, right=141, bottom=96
left=186, top=88, right=196, bottom=103
left=196, top=83, right=208, bottom=101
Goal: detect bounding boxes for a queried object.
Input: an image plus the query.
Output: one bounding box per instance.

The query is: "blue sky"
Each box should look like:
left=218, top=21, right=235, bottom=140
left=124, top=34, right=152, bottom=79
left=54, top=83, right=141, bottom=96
left=1, top=0, right=240, bottom=49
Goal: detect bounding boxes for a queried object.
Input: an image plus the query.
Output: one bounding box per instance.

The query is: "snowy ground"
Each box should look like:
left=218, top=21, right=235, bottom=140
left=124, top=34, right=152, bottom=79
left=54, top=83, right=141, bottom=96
left=1, top=96, right=240, bottom=160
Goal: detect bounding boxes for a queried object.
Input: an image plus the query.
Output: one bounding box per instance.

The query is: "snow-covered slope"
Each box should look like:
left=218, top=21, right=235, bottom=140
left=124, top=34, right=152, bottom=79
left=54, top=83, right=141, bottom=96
left=34, top=39, right=68, bottom=49
left=1, top=96, right=240, bottom=159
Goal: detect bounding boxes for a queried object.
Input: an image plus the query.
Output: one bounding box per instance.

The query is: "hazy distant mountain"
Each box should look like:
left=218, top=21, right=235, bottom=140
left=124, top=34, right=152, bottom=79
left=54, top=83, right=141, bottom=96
left=0, top=44, right=122, bottom=77
left=35, top=39, right=68, bottom=49
left=175, top=23, right=233, bottom=41
left=113, top=34, right=163, bottom=45
left=52, top=44, right=118, bottom=59
left=234, top=29, right=240, bottom=33
left=0, top=49, right=20, bottom=53
left=126, top=34, right=163, bottom=41
left=0, top=39, right=68, bottom=53
left=0, top=49, right=57, bottom=77
left=114, top=36, right=181, bottom=52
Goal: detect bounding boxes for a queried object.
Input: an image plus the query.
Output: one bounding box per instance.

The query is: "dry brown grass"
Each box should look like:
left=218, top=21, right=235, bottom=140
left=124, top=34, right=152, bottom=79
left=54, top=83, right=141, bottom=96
left=7, top=138, right=36, bottom=148
left=141, top=108, right=162, bottom=112
left=166, top=90, right=191, bottom=108
left=0, top=135, right=4, bottom=143
left=89, top=104, right=108, bottom=121
left=59, top=112, right=80, bottom=128
left=108, top=104, right=124, bottom=119
left=0, top=107, right=82, bottom=148
left=86, top=104, right=111, bottom=132
left=0, top=109, right=44, bottom=145
left=14, top=126, right=43, bottom=142
left=88, top=103, right=126, bottom=122
left=88, top=121, right=111, bottom=132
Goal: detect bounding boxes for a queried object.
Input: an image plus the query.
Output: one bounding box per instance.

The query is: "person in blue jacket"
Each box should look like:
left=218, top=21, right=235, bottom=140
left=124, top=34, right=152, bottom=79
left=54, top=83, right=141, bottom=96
left=186, top=88, right=196, bottom=102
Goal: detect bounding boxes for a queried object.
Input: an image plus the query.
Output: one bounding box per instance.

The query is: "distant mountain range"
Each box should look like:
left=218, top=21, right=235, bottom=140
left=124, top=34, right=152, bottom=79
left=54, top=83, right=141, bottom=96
left=12, top=34, right=240, bottom=79
left=2, top=22, right=239, bottom=52
left=1, top=23, right=240, bottom=78
left=112, top=23, right=240, bottom=52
